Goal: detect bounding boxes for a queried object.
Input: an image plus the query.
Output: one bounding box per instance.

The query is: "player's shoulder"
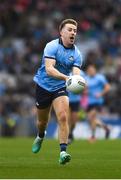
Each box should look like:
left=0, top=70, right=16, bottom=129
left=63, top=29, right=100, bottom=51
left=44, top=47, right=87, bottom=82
left=74, top=45, right=82, bottom=57
left=74, top=45, right=80, bottom=53
left=46, top=38, right=59, bottom=47
left=97, top=73, right=105, bottom=78
left=44, top=39, right=59, bottom=54
left=96, top=73, right=106, bottom=81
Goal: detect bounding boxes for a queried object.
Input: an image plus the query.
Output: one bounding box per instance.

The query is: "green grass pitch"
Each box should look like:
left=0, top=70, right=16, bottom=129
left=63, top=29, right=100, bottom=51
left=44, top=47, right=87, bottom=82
left=0, top=138, right=121, bottom=179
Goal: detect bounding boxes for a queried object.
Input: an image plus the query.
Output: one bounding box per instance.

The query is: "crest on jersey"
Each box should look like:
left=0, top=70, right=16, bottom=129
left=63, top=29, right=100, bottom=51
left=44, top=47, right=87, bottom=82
left=69, top=56, right=74, bottom=61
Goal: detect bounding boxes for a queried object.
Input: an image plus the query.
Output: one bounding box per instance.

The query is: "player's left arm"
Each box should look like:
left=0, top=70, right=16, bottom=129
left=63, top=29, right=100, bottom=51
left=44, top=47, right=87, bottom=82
left=96, top=76, right=111, bottom=98
left=100, top=75, right=111, bottom=96
left=72, top=66, right=81, bottom=75
left=100, top=83, right=111, bottom=96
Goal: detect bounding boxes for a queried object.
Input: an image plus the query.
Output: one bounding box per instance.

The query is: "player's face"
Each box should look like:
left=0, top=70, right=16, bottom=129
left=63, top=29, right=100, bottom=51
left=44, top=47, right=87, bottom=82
left=60, top=23, right=77, bottom=47
left=87, top=66, right=96, bottom=76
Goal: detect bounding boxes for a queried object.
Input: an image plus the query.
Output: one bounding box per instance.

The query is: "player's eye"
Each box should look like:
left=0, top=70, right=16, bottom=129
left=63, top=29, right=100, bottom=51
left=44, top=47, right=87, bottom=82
left=68, top=28, right=72, bottom=32
left=74, top=29, right=77, bottom=33
left=68, top=28, right=77, bottom=33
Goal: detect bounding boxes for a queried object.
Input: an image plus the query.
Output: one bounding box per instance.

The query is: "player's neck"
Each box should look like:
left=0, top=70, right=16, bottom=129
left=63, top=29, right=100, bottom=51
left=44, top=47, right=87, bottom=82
left=59, top=37, right=74, bottom=49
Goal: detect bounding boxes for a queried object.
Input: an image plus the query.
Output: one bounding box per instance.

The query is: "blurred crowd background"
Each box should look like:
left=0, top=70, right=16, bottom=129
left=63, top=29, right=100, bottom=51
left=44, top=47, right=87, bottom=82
left=0, top=0, right=121, bottom=137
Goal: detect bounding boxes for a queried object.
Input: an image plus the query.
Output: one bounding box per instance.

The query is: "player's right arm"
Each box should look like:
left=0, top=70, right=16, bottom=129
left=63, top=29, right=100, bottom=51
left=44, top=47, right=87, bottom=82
left=45, top=58, right=68, bottom=81
left=44, top=41, right=68, bottom=81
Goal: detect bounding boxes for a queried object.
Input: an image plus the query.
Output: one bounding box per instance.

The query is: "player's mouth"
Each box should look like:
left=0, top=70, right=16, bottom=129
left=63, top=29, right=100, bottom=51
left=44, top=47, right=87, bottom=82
left=70, top=36, right=75, bottom=42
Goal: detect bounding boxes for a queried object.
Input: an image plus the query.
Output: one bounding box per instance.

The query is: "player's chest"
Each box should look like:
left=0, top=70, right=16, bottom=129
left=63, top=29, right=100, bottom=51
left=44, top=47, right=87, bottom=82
left=86, top=77, right=100, bottom=88
left=56, top=49, right=75, bottom=67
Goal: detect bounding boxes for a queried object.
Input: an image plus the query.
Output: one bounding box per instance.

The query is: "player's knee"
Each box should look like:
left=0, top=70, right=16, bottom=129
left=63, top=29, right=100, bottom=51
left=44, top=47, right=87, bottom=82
left=58, top=110, right=68, bottom=123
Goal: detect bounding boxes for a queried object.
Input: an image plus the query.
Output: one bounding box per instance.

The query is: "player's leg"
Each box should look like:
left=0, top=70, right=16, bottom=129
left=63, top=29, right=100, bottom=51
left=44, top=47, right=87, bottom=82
left=68, top=102, right=80, bottom=144
left=53, top=96, right=69, bottom=144
left=68, top=110, right=76, bottom=144
left=87, top=108, right=97, bottom=141
left=32, top=107, right=51, bottom=153
left=88, top=107, right=110, bottom=140
left=37, top=106, right=51, bottom=137
left=96, top=118, right=110, bottom=139
left=52, top=95, right=71, bottom=164
left=32, top=84, right=52, bottom=153
left=95, top=105, right=110, bottom=138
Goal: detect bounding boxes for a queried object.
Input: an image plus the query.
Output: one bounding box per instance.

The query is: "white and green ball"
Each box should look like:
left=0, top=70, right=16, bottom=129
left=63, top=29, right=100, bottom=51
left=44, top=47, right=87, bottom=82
left=66, top=75, right=86, bottom=94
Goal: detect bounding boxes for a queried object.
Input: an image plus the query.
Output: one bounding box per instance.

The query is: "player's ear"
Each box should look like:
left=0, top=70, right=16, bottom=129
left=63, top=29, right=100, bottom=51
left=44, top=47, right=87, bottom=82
left=59, top=29, right=63, bottom=36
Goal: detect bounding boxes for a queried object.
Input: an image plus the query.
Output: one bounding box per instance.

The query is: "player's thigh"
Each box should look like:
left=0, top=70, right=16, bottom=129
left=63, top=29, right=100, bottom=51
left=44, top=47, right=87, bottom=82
left=37, top=106, right=51, bottom=122
left=52, top=96, right=69, bottom=120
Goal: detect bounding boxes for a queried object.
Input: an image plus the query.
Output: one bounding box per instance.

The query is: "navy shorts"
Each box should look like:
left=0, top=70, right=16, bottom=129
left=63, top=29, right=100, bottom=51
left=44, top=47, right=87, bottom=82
left=86, top=104, right=102, bottom=112
left=35, top=84, right=68, bottom=109
left=69, top=102, right=80, bottom=112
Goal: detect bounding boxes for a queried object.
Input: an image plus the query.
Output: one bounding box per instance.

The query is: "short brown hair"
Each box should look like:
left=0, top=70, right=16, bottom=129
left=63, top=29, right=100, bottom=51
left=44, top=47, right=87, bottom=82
left=59, top=19, right=77, bottom=32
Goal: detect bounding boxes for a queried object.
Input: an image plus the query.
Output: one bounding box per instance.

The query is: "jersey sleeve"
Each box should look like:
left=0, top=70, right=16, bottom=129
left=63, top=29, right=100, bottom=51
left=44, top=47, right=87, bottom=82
left=100, top=75, right=108, bottom=85
left=44, top=41, right=58, bottom=59
left=73, top=49, right=83, bottom=69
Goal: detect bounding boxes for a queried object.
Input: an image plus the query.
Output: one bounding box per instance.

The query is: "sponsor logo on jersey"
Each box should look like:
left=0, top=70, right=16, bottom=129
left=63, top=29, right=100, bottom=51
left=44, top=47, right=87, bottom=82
left=69, top=56, right=74, bottom=61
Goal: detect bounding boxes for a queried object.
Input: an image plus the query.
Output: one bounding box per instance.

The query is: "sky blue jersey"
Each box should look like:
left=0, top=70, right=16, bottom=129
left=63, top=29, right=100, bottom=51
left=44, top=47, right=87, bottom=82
left=84, top=73, right=108, bottom=105
left=33, top=38, right=82, bottom=92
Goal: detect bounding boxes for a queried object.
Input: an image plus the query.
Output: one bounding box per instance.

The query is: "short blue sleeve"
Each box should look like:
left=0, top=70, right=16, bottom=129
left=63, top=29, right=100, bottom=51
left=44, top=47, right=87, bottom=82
left=44, top=41, right=58, bottom=59
left=100, top=75, right=108, bottom=85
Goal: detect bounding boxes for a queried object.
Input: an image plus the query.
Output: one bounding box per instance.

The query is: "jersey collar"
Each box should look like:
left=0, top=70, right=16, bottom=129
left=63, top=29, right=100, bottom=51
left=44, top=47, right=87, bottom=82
left=59, top=38, right=75, bottom=49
